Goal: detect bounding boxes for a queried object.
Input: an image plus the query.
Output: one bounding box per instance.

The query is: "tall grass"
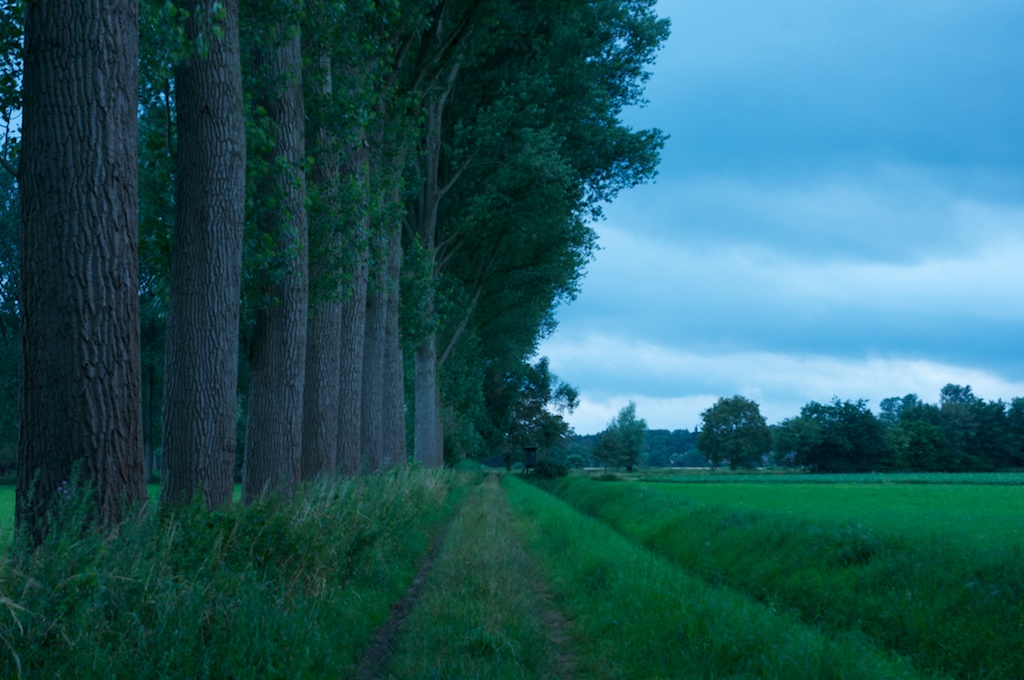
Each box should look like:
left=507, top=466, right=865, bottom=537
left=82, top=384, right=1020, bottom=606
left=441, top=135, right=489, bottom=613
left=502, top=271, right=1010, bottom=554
left=540, top=476, right=1024, bottom=679
left=386, top=474, right=568, bottom=679
left=0, top=486, right=12, bottom=538
left=504, top=476, right=926, bottom=679
left=0, top=468, right=458, bottom=679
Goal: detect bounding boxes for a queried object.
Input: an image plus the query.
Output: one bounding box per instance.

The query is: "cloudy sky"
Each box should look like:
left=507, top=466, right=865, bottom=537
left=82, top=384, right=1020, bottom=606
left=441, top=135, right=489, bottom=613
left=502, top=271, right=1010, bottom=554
left=539, top=0, right=1024, bottom=434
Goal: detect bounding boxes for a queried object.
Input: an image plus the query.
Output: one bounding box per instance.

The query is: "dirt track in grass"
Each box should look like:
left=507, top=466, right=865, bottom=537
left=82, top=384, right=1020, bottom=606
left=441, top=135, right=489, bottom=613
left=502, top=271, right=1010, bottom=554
left=356, top=473, right=579, bottom=679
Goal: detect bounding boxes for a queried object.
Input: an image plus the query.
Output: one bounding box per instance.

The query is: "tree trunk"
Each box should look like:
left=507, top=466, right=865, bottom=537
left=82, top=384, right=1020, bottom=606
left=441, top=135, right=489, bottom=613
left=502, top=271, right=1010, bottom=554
left=336, top=138, right=370, bottom=477
left=17, top=0, right=145, bottom=540
left=414, top=331, right=443, bottom=467
left=382, top=204, right=407, bottom=468
left=337, top=237, right=368, bottom=477
left=361, top=242, right=387, bottom=473
left=162, top=0, right=246, bottom=509
left=410, top=72, right=455, bottom=468
left=301, top=53, right=341, bottom=481
left=243, top=29, right=309, bottom=503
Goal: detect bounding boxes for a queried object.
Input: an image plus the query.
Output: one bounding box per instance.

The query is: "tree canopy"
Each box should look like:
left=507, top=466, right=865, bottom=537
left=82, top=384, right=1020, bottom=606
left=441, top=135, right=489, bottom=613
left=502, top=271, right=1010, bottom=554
left=698, top=395, right=771, bottom=469
left=593, top=401, right=647, bottom=471
left=0, top=0, right=670, bottom=532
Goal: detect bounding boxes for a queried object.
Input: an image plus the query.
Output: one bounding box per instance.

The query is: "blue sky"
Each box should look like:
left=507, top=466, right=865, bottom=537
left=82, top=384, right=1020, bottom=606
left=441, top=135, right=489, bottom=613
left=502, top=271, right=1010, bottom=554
left=540, top=0, right=1024, bottom=434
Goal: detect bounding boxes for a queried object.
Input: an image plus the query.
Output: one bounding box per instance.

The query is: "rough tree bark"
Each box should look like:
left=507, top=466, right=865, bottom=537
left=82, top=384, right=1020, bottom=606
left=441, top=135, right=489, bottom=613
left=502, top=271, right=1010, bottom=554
left=336, top=143, right=370, bottom=478
left=382, top=198, right=407, bottom=468
left=301, top=52, right=341, bottom=481
left=412, top=64, right=459, bottom=468
left=162, top=0, right=246, bottom=508
left=17, top=0, right=146, bottom=539
left=361, top=234, right=387, bottom=473
left=243, top=28, right=309, bottom=502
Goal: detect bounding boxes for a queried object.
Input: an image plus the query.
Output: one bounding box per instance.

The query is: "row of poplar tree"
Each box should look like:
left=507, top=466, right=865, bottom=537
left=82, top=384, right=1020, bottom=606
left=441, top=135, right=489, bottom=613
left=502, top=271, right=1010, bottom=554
left=0, top=0, right=668, bottom=540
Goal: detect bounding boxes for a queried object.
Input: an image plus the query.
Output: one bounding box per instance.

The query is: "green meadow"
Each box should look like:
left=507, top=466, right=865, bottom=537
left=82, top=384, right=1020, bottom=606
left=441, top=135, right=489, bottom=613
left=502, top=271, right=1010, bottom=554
left=640, top=478, right=1024, bottom=544
left=539, top=473, right=1024, bottom=679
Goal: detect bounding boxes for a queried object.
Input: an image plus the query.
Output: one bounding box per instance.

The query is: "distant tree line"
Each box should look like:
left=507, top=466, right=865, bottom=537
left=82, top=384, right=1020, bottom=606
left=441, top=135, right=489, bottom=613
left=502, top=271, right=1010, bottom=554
left=560, top=384, right=1024, bottom=473
left=774, top=385, right=1024, bottom=473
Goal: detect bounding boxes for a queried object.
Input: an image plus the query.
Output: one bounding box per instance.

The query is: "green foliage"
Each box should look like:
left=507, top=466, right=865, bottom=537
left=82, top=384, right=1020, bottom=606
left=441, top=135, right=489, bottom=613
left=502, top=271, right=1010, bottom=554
left=698, top=395, right=772, bottom=469
left=0, top=154, right=16, bottom=475
left=592, top=401, right=647, bottom=471
left=408, top=0, right=669, bottom=458
left=874, top=385, right=1023, bottom=472
left=0, top=0, right=20, bottom=157
left=479, top=356, right=578, bottom=464
left=542, top=474, right=1024, bottom=679
left=644, top=428, right=698, bottom=466
left=0, top=469, right=458, bottom=678
left=531, top=459, right=568, bottom=479
left=775, top=397, right=888, bottom=472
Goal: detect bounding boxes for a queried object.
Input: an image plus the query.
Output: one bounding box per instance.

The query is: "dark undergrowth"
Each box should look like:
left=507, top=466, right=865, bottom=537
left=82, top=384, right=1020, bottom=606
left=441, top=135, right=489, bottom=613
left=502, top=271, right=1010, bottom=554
left=0, top=468, right=462, bottom=679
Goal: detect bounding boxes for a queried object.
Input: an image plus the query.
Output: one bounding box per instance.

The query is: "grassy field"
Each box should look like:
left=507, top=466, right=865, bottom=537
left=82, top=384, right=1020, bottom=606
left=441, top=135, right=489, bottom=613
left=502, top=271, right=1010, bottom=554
left=502, top=475, right=925, bottom=679
left=642, top=480, right=1024, bottom=544
left=3, top=468, right=1020, bottom=677
left=539, top=472, right=1024, bottom=678
left=382, top=473, right=923, bottom=678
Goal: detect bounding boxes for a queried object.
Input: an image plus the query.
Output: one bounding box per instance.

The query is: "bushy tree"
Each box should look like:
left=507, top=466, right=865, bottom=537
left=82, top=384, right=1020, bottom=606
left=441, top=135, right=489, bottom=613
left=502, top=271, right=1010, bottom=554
left=698, top=396, right=771, bottom=469
left=774, top=398, right=887, bottom=473
left=593, top=401, right=647, bottom=471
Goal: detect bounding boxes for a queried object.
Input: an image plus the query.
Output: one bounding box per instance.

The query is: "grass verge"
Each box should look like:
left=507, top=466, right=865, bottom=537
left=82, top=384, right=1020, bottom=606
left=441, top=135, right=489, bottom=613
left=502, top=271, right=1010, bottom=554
left=386, top=474, right=570, bottom=679
left=539, top=475, right=1023, bottom=679
left=0, top=468, right=460, bottom=679
left=504, top=475, right=926, bottom=679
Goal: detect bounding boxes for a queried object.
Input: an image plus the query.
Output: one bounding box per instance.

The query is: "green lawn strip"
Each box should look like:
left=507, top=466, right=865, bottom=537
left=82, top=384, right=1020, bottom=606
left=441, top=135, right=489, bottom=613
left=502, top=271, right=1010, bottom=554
left=386, top=474, right=568, bottom=679
left=644, top=480, right=1024, bottom=544
left=633, top=471, right=1024, bottom=486
left=504, top=475, right=926, bottom=680
left=541, top=476, right=1023, bottom=679
left=0, top=468, right=462, bottom=679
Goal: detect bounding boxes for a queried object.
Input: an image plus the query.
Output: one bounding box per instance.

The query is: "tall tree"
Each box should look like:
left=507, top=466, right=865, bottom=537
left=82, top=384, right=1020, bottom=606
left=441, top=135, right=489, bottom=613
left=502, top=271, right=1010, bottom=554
left=161, top=0, right=247, bottom=508
left=17, top=0, right=145, bottom=538
left=401, top=0, right=668, bottom=467
left=381, top=204, right=408, bottom=468
left=698, top=395, right=772, bottom=469
left=593, top=401, right=647, bottom=471
left=299, top=37, right=344, bottom=481
left=242, top=10, right=309, bottom=502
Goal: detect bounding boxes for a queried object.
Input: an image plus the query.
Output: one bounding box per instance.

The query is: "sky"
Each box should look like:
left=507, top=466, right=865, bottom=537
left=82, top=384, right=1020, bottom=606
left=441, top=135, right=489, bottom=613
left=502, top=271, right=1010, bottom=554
left=539, top=0, right=1024, bottom=434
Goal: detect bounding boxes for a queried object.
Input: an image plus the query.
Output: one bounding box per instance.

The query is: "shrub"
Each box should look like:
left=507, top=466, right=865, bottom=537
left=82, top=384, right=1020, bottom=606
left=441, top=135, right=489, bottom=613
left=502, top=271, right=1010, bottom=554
left=532, top=460, right=567, bottom=479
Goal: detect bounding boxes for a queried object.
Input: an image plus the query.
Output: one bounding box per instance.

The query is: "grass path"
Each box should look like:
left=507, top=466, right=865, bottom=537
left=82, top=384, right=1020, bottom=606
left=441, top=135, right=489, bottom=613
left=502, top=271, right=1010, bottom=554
left=384, top=474, right=577, bottom=679
left=352, top=502, right=457, bottom=679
